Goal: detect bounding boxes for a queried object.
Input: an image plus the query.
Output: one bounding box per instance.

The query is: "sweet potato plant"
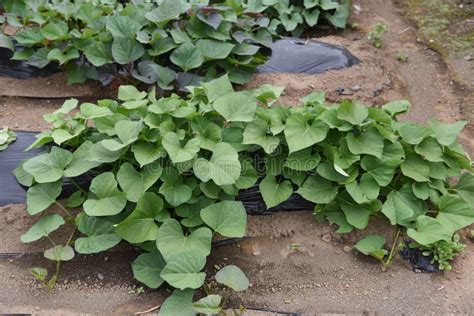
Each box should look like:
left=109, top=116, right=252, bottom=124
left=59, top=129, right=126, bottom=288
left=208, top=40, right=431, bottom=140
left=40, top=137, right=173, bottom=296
left=15, top=75, right=474, bottom=313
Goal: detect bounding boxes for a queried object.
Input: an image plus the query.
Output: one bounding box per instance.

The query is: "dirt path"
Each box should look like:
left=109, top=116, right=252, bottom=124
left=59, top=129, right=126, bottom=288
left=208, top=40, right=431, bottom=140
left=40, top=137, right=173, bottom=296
left=0, top=0, right=473, bottom=315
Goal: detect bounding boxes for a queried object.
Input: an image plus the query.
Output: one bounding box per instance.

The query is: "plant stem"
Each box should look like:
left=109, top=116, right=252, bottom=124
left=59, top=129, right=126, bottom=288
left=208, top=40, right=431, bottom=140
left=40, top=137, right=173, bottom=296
left=69, top=178, right=87, bottom=194
left=54, top=201, right=73, bottom=218
left=383, top=226, right=401, bottom=271
left=47, top=236, right=57, bottom=247
left=66, top=226, right=77, bottom=246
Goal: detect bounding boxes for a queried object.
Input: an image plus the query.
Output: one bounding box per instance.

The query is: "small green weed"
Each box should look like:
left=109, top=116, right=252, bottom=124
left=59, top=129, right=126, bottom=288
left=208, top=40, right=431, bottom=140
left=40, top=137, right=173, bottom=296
left=368, top=23, right=388, bottom=48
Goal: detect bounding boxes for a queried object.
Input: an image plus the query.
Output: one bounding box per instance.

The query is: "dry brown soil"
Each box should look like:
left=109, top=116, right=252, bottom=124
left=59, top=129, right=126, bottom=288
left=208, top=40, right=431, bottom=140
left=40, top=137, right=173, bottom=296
left=0, top=0, right=473, bottom=315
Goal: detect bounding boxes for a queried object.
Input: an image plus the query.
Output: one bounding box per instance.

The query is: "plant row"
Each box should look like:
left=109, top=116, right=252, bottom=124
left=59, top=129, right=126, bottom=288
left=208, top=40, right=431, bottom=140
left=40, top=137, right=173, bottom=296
left=15, top=75, right=474, bottom=313
left=0, top=0, right=350, bottom=87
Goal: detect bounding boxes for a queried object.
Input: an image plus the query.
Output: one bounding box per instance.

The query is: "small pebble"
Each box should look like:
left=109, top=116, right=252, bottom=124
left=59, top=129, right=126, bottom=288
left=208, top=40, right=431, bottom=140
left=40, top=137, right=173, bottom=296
left=97, top=273, right=104, bottom=281
left=351, top=85, right=361, bottom=91
left=464, top=55, right=472, bottom=61
left=343, top=246, right=352, bottom=253
left=322, top=234, right=332, bottom=243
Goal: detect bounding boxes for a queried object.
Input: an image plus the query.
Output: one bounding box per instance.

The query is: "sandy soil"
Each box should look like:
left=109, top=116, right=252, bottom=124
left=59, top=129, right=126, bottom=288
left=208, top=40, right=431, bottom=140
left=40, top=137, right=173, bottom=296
left=0, top=0, right=473, bottom=315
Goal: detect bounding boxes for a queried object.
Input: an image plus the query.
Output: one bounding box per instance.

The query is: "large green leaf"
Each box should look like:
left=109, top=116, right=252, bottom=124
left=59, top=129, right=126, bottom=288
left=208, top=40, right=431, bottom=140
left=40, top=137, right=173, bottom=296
left=213, top=91, right=257, bottom=122
left=193, top=295, right=222, bottom=314
left=354, top=234, right=387, bottom=260
left=132, top=141, right=165, bottom=167
left=196, top=39, right=235, bottom=59
left=414, top=138, right=444, bottom=162
left=200, top=201, right=247, bottom=238
left=339, top=195, right=381, bottom=229
left=80, top=102, right=114, bottom=119
left=145, top=0, right=187, bottom=23
left=0, top=33, right=14, bottom=51
left=161, top=251, right=206, bottom=290
left=26, top=181, right=62, bottom=215
left=193, top=142, right=241, bottom=185
left=83, top=172, right=127, bottom=216
left=191, top=118, right=222, bottom=150
left=115, top=192, right=163, bottom=243
left=336, top=101, right=368, bottom=125
left=407, top=215, right=451, bottom=245
left=345, top=174, right=379, bottom=204
left=41, top=22, right=68, bottom=40
left=159, top=289, right=195, bottom=316
left=215, top=265, right=249, bottom=291
left=106, top=15, right=142, bottom=39
left=454, top=173, right=474, bottom=208
left=202, top=75, right=234, bottom=102
left=381, top=189, right=423, bottom=225
left=118, top=85, right=147, bottom=101
left=397, top=122, right=431, bottom=145
left=242, top=118, right=280, bottom=154
left=21, top=214, right=64, bottom=243
left=111, top=38, right=144, bottom=64
left=382, top=100, right=410, bottom=116
left=163, top=132, right=200, bottom=163
left=259, top=175, right=293, bottom=208
left=360, top=156, right=396, bottom=186
left=346, top=127, right=384, bottom=158
left=132, top=251, right=166, bottom=289
left=44, top=245, right=74, bottom=261
left=284, top=113, right=329, bottom=153
left=74, top=214, right=121, bottom=254
left=285, top=148, right=320, bottom=171
left=84, top=41, right=113, bottom=67
left=401, top=154, right=430, bottom=182
left=63, top=141, right=102, bottom=178
left=23, top=147, right=72, bottom=183
left=437, top=195, right=474, bottom=233
left=47, top=47, right=79, bottom=65
left=117, top=162, right=161, bottom=202
left=170, top=42, right=204, bottom=71
left=428, top=120, right=467, bottom=146
left=156, top=219, right=212, bottom=261
left=159, top=181, right=193, bottom=207
left=297, top=175, right=338, bottom=204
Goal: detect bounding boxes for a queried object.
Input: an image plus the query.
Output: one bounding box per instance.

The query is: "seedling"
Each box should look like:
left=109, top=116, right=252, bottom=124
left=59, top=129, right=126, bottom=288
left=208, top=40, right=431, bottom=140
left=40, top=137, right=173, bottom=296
left=368, top=23, right=388, bottom=48
left=396, top=52, right=409, bottom=62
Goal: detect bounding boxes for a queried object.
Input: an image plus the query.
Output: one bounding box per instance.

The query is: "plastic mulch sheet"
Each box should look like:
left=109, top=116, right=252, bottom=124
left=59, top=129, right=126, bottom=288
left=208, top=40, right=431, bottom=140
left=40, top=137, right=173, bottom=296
left=257, top=37, right=360, bottom=75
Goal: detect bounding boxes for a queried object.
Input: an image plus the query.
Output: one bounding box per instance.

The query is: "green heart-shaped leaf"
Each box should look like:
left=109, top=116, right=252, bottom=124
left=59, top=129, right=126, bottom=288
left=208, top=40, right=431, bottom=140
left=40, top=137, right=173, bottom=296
left=200, top=201, right=247, bottom=238
left=193, top=142, right=241, bottom=186
left=213, top=91, right=257, bottom=122
left=215, top=265, right=249, bottom=291
left=163, top=132, right=200, bottom=164
left=259, top=175, right=293, bottom=208
left=116, top=192, right=163, bottom=243
left=83, top=172, right=127, bottom=216
left=132, top=251, right=166, bottom=289
left=284, top=113, right=328, bottom=153
left=156, top=219, right=212, bottom=262
left=44, top=245, right=75, bottom=261
left=23, top=147, right=72, bottom=183
left=117, top=162, right=161, bottom=202
left=21, top=214, right=64, bottom=243
left=26, top=181, right=62, bottom=215
left=161, top=251, right=206, bottom=290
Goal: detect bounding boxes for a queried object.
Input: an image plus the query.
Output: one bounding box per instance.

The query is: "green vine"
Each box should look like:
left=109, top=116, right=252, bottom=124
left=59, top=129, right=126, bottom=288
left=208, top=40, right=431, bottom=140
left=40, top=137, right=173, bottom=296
left=16, top=75, right=474, bottom=313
